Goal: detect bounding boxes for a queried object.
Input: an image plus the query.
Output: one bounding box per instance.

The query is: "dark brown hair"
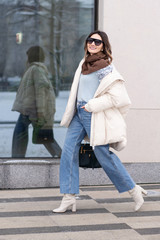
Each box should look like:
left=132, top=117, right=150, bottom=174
left=26, top=46, right=45, bottom=63
left=84, top=30, right=113, bottom=64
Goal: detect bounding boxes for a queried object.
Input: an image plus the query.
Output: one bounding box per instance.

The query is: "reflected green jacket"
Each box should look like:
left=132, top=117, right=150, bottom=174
left=12, top=62, right=56, bottom=128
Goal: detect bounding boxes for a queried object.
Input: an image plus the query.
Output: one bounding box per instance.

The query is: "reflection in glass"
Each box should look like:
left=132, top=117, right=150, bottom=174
left=12, top=46, right=62, bottom=158
left=0, top=0, right=95, bottom=157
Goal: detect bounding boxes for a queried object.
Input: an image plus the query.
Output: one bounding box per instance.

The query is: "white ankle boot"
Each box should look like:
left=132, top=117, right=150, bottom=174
left=53, top=194, right=76, bottom=213
left=129, top=185, right=147, bottom=211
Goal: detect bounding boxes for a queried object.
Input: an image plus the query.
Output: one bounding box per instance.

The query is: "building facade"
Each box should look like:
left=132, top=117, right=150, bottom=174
left=0, top=0, right=159, bottom=188
left=99, top=0, right=160, bottom=167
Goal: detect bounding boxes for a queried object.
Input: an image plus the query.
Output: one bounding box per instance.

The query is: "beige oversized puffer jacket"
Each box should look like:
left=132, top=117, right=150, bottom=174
left=61, top=59, right=131, bottom=151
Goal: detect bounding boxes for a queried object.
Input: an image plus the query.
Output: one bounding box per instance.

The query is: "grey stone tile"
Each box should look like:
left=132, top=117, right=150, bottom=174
left=113, top=211, right=160, bottom=218
left=121, top=216, right=160, bottom=229
left=0, top=223, right=131, bottom=235
left=80, top=186, right=116, bottom=191
left=95, top=196, right=160, bottom=203
left=136, top=228, right=160, bottom=235
left=0, top=195, right=91, bottom=203
left=0, top=208, right=109, bottom=218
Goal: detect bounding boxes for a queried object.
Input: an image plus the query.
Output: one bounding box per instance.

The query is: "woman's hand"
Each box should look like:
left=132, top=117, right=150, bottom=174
left=81, top=105, right=89, bottom=112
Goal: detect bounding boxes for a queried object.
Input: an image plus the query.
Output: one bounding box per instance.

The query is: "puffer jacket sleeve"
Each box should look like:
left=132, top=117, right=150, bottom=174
left=32, top=66, right=48, bottom=115
left=85, top=80, right=131, bottom=113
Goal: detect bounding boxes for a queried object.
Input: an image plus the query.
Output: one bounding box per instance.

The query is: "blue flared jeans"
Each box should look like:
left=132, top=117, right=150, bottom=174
left=60, top=101, right=135, bottom=194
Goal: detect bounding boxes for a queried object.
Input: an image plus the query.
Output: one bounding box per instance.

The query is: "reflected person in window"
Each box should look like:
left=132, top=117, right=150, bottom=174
left=12, top=46, right=61, bottom=158
left=53, top=30, right=147, bottom=213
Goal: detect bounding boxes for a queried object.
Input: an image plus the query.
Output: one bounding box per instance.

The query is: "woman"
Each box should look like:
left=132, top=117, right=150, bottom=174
left=53, top=30, right=147, bottom=213
left=12, top=46, right=61, bottom=158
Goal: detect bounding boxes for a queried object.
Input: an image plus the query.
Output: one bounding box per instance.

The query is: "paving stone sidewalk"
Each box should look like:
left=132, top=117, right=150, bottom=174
left=0, top=184, right=160, bottom=240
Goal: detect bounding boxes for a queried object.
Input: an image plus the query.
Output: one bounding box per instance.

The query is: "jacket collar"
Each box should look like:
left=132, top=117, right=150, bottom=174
left=76, top=59, right=124, bottom=97
left=94, top=65, right=124, bottom=97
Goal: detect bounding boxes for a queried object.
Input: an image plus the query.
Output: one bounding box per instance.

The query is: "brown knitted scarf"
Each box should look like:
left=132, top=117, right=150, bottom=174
left=82, top=52, right=109, bottom=75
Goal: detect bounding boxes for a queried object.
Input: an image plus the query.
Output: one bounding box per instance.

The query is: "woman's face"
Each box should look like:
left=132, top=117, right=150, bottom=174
left=87, top=33, right=103, bottom=55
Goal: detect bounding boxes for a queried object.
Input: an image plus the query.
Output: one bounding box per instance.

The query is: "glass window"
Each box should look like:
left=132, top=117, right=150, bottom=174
left=0, top=0, right=96, bottom=158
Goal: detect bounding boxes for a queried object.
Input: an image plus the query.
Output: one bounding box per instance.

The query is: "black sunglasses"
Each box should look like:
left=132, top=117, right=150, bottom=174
left=86, top=37, right=103, bottom=46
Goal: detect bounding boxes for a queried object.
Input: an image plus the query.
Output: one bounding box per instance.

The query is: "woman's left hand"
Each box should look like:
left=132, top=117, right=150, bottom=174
left=81, top=105, right=89, bottom=112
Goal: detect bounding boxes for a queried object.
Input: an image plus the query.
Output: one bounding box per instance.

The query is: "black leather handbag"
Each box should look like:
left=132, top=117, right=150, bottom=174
left=32, top=127, right=54, bottom=144
left=79, top=143, right=101, bottom=169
